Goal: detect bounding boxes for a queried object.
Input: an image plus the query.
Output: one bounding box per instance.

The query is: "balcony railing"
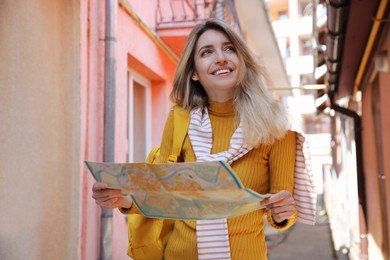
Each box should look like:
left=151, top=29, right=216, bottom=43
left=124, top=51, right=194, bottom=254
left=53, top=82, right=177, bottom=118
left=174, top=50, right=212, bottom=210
left=156, top=0, right=241, bottom=34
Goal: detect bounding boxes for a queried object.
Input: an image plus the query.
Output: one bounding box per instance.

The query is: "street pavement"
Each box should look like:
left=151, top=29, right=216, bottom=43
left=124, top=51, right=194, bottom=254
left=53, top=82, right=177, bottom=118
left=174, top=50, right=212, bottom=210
left=266, top=197, right=336, bottom=260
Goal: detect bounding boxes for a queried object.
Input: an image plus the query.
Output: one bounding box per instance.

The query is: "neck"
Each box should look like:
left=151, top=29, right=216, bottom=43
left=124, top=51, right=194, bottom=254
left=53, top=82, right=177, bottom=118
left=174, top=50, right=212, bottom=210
left=207, top=90, right=234, bottom=103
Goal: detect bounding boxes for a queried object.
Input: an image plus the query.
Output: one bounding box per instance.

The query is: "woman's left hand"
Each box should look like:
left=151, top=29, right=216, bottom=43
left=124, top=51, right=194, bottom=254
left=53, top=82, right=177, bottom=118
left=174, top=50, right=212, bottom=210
left=260, top=190, right=295, bottom=223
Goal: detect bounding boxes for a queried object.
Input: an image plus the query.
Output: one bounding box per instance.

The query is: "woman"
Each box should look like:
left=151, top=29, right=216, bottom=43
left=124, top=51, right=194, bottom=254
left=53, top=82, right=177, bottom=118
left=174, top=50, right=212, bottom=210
left=93, top=19, right=299, bottom=259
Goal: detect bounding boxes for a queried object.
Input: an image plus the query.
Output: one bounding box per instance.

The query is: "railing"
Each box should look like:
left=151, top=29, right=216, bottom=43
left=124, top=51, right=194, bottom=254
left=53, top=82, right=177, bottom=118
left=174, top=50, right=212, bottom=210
left=156, top=0, right=241, bottom=34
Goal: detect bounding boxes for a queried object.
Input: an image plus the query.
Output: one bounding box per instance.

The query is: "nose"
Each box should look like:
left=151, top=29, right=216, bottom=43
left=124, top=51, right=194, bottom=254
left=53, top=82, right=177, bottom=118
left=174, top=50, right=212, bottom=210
left=215, top=50, right=227, bottom=64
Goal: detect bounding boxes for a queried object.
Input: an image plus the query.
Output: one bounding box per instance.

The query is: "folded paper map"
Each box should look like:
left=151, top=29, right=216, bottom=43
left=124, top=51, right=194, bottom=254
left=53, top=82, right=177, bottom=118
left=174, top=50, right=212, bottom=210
left=85, top=161, right=269, bottom=220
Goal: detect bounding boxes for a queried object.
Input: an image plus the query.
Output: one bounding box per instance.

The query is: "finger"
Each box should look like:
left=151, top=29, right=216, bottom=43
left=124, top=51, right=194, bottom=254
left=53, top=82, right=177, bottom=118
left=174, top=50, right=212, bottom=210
left=270, top=191, right=293, bottom=204
left=92, top=182, right=109, bottom=192
left=270, top=204, right=295, bottom=215
left=270, top=196, right=295, bottom=208
left=260, top=191, right=293, bottom=206
left=269, top=190, right=290, bottom=202
left=272, top=210, right=295, bottom=223
left=102, top=198, right=118, bottom=207
left=92, top=190, right=123, bottom=200
left=96, top=197, right=119, bottom=208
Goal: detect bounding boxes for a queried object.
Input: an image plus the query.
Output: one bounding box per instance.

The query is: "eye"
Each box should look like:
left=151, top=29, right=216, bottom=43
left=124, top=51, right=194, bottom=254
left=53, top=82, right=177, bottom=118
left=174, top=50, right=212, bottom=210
left=200, top=49, right=212, bottom=56
left=224, top=45, right=236, bottom=52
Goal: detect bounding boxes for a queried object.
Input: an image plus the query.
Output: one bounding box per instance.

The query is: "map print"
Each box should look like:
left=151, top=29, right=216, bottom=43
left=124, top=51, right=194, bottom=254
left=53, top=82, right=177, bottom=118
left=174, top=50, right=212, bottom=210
left=85, top=161, right=269, bottom=220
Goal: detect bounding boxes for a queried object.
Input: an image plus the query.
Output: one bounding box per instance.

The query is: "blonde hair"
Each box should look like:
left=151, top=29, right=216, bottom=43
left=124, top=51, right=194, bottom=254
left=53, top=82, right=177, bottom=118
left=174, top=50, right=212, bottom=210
left=170, top=19, right=291, bottom=146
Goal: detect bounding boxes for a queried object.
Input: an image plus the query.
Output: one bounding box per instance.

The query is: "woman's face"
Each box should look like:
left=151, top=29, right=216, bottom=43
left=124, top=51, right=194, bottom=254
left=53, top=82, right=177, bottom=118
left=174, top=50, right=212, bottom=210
left=192, top=29, right=240, bottom=102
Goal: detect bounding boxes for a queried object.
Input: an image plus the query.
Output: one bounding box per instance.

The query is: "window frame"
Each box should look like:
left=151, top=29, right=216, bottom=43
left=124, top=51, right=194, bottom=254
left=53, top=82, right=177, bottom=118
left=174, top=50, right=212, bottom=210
left=127, top=68, right=152, bottom=162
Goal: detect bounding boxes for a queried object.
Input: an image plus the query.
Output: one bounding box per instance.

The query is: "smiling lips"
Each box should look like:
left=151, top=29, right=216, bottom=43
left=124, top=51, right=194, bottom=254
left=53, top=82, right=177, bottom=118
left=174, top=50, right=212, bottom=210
left=212, top=68, right=233, bottom=75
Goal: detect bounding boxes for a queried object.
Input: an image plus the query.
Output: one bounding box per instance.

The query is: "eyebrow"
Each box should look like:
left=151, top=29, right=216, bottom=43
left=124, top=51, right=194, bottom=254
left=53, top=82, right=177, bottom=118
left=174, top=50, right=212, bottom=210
left=197, top=41, right=233, bottom=54
left=197, top=45, right=212, bottom=55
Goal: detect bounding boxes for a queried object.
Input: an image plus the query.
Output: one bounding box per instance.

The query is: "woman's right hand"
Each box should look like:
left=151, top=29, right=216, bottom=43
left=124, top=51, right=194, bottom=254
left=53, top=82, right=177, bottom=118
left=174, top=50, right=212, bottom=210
left=92, top=182, right=133, bottom=209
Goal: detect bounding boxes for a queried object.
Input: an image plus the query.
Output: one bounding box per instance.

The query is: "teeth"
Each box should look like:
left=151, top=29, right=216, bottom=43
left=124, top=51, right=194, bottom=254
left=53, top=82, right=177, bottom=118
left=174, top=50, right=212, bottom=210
left=214, top=69, right=230, bottom=75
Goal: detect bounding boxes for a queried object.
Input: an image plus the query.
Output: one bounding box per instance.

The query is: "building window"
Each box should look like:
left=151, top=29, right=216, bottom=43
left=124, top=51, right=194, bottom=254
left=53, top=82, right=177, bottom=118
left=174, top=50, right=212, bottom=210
left=278, top=11, right=288, bottom=20
left=300, top=37, right=312, bottom=56
left=300, top=73, right=313, bottom=86
left=127, top=69, right=152, bottom=162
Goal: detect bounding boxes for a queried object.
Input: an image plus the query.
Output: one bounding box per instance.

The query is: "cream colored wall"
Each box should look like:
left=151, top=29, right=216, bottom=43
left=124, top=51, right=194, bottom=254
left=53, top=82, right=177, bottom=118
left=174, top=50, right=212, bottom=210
left=0, top=1, right=81, bottom=259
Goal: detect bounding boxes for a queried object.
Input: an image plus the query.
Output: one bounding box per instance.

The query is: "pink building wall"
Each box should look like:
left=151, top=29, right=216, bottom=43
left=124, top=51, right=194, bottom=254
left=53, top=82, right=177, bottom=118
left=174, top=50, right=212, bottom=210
left=80, top=1, right=178, bottom=259
left=80, top=1, right=105, bottom=259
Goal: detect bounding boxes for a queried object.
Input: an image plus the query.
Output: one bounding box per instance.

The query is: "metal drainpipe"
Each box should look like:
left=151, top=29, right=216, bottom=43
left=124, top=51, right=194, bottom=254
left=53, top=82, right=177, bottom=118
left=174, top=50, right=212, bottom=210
left=101, top=0, right=117, bottom=259
left=329, top=98, right=367, bottom=222
left=312, top=0, right=318, bottom=83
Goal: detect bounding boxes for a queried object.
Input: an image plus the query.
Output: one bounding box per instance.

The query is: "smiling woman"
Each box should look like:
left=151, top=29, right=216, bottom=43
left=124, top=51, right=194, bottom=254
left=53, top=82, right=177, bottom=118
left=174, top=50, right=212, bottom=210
left=91, top=19, right=315, bottom=260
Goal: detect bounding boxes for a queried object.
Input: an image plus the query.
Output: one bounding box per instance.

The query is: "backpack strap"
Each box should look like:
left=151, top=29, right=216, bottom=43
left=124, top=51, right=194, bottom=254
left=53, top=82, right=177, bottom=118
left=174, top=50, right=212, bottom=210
left=167, top=105, right=190, bottom=163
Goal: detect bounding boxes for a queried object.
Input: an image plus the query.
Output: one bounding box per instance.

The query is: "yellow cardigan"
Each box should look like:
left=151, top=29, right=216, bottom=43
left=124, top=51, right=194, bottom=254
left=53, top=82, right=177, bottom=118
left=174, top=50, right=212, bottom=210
left=154, top=101, right=297, bottom=260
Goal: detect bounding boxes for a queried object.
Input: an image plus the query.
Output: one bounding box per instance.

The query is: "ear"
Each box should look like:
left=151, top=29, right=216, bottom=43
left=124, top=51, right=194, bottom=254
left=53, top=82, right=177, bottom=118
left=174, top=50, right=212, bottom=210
left=191, top=72, right=199, bottom=81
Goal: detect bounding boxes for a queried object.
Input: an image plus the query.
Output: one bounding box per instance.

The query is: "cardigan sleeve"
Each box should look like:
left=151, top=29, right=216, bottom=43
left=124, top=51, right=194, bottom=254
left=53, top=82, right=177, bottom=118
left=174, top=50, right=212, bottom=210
left=118, top=203, right=141, bottom=215
left=267, top=130, right=298, bottom=230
